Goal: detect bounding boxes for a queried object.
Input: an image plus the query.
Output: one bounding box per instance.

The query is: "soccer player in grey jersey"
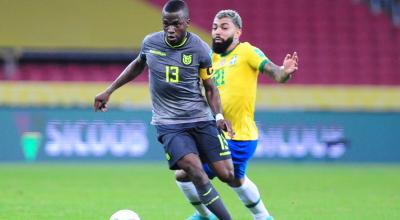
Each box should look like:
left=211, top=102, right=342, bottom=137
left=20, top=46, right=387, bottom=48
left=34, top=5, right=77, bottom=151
left=141, top=24, right=216, bottom=125
left=94, top=1, right=234, bottom=219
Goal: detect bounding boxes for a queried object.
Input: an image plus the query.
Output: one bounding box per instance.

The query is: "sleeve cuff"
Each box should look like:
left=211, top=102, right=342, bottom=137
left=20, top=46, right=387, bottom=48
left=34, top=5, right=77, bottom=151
left=258, top=59, right=268, bottom=73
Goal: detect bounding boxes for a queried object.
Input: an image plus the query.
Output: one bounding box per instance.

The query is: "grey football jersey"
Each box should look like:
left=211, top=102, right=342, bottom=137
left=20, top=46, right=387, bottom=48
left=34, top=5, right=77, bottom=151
left=140, top=32, right=214, bottom=125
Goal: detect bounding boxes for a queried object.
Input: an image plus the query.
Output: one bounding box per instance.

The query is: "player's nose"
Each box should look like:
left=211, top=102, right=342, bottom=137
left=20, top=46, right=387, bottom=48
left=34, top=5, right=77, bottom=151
left=214, top=27, right=223, bottom=35
left=166, top=25, right=175, bottom=34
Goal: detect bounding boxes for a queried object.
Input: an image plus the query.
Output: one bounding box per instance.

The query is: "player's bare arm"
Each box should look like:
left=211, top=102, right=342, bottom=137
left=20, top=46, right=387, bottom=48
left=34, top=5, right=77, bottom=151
left=263, top=52, right=299, bottom=83
left=94, top=56, right=147, bottom=112
left=202, top=77, right=235, bottom=137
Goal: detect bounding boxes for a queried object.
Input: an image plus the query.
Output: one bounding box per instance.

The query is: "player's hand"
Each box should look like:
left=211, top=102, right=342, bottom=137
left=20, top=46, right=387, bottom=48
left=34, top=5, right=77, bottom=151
left=282, top=52, right=299, bottom=79
left=94, top=91, right=111, bottom=112
left=216, top=119, right=235, bottom=138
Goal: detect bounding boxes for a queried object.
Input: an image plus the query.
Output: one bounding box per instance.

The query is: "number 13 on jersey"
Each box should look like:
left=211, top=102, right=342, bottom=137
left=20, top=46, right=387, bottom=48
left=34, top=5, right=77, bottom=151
left=166, top=66, right=179, bottom=83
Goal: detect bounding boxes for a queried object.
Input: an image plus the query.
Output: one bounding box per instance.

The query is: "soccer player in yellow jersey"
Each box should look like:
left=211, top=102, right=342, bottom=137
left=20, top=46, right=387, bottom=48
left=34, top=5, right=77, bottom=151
left=176, top=10, right=298, bottom=220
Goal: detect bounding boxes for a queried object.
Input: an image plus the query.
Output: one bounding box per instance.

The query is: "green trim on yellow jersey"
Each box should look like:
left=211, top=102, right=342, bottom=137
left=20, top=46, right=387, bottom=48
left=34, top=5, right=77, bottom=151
left=258, top=59, right=268, bottom=72
left=220, top=42, right=241, bottom=57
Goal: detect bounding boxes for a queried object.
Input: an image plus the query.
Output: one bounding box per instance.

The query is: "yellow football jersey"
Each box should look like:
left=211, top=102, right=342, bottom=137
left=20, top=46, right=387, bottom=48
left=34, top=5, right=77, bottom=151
left=212, top=42, right=269, bottom=140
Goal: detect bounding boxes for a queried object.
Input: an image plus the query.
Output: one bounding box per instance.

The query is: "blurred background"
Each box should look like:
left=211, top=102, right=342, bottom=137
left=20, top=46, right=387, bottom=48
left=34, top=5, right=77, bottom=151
left=1, top=1, right=400, bottom=219
left=0, top=0, right=399, bottom=163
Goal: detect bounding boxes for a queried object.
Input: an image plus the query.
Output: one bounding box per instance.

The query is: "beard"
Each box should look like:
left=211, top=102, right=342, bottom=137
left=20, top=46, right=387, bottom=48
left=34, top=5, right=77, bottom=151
left=212, top=36, right=234, bottom=54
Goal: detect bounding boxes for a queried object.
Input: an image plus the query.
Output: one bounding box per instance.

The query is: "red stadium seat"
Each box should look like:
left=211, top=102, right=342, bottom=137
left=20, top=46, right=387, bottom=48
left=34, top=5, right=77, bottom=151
left=146, top=0, right=400, bottom=85
left=1, top=0, right=398, bottom=86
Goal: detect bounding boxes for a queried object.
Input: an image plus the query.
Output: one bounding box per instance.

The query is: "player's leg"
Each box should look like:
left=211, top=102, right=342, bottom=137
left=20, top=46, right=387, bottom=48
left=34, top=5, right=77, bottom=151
left=227, top=140, right=272, bottom=220
left=156, top=124, right=231, bottom=220
left=207, top=159, right=234, bottom=183
left=175, top=170, right=215, bottom=219
left=192, top=121, right=235, bottom=185
left=175, top=121, right=234, bottom=220
left=176, top=138, right=273, bottom=220
left=176, top=154, right=231, bottom=220
left=206, top=137, right=272, bottom=220
left=177, top=161, right=233, bottom=219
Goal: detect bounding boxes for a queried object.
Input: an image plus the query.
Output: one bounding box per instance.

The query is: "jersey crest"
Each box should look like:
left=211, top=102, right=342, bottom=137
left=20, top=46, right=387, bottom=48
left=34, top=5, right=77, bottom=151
left=182, top=53, right=193, bottom=66
left=229, top=55, right=238, bottom=65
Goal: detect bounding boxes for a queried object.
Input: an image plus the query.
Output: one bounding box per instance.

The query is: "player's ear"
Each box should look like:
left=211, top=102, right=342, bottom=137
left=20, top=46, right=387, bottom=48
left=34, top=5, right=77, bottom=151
left=186, top=18, right=191, bottom=27
left=235, top=28, right=242, bottom=39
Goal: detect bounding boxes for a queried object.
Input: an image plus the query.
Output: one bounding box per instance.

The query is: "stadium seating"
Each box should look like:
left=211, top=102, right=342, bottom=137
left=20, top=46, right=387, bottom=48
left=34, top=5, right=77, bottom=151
left=1, top=0, right=399, bottom=85
left=0, top=61, right=152, bottom=82
left=1, top=0, right=399, bottom=109
left=146, top=0, right=400, bottom=85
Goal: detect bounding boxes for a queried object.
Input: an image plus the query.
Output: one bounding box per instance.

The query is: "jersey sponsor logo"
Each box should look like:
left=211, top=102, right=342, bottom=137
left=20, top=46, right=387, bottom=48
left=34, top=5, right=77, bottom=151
left=150, top=49, right=166, bottom=56
left=181, top=53, right=193, bottom=66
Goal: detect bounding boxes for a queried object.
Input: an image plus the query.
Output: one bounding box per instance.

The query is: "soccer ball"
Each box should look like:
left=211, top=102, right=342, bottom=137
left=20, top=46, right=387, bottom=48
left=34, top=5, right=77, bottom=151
left=109, top=209, right=141, bottom=220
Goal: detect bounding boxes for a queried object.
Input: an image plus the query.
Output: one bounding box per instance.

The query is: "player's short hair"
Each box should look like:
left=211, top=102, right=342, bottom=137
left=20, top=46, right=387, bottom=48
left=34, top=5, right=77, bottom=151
left=163, top=0, right=189, bottom=20
left=215, top=9, right=242, bottom=29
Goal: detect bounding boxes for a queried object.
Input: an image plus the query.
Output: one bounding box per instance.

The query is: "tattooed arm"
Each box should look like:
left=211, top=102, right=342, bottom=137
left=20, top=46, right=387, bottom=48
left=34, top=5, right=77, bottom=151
left=262, top=52, right=299, bottom=83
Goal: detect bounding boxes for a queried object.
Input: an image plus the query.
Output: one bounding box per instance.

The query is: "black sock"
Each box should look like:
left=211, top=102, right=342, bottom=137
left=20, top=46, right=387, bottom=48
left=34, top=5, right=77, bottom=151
left=195, top=182, right=232, bottom=220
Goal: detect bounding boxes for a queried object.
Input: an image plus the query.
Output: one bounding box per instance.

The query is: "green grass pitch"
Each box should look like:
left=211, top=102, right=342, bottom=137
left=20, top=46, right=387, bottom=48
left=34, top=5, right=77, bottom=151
left=0, top=162, right=399, bottom=219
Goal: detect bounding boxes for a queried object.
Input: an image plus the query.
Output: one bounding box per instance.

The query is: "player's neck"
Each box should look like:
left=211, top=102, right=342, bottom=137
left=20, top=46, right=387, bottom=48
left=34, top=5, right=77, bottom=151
left=222, top=41, right=240, bottom=56
left=164, top=32, right=188, bottom=48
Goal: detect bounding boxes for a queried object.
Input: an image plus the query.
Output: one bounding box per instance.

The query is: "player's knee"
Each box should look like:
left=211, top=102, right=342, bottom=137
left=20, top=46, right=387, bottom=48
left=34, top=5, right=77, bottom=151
left=187, top=166, right=209, bottom=184
left=227, top=177, right=243, bottom=187
left=177, top=154, right=201, bottom=171
left=175, top=170, right=190, bottom=182
left=179, top=161, right=206, bottom=181
left=217, top=169, right=235, bottom=183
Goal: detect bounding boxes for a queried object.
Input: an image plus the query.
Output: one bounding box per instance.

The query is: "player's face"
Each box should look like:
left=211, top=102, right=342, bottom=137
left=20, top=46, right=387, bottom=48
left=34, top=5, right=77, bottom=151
left=211, top=17, right=241, bottom=54
left=162, top=10, right=189, bottom=46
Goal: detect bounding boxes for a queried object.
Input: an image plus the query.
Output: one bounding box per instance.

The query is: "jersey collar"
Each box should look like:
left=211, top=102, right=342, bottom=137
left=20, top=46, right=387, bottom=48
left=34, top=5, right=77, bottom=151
left=220, top=42, right=241, bottom=57
left=164, top=32, right=189, bottom=48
